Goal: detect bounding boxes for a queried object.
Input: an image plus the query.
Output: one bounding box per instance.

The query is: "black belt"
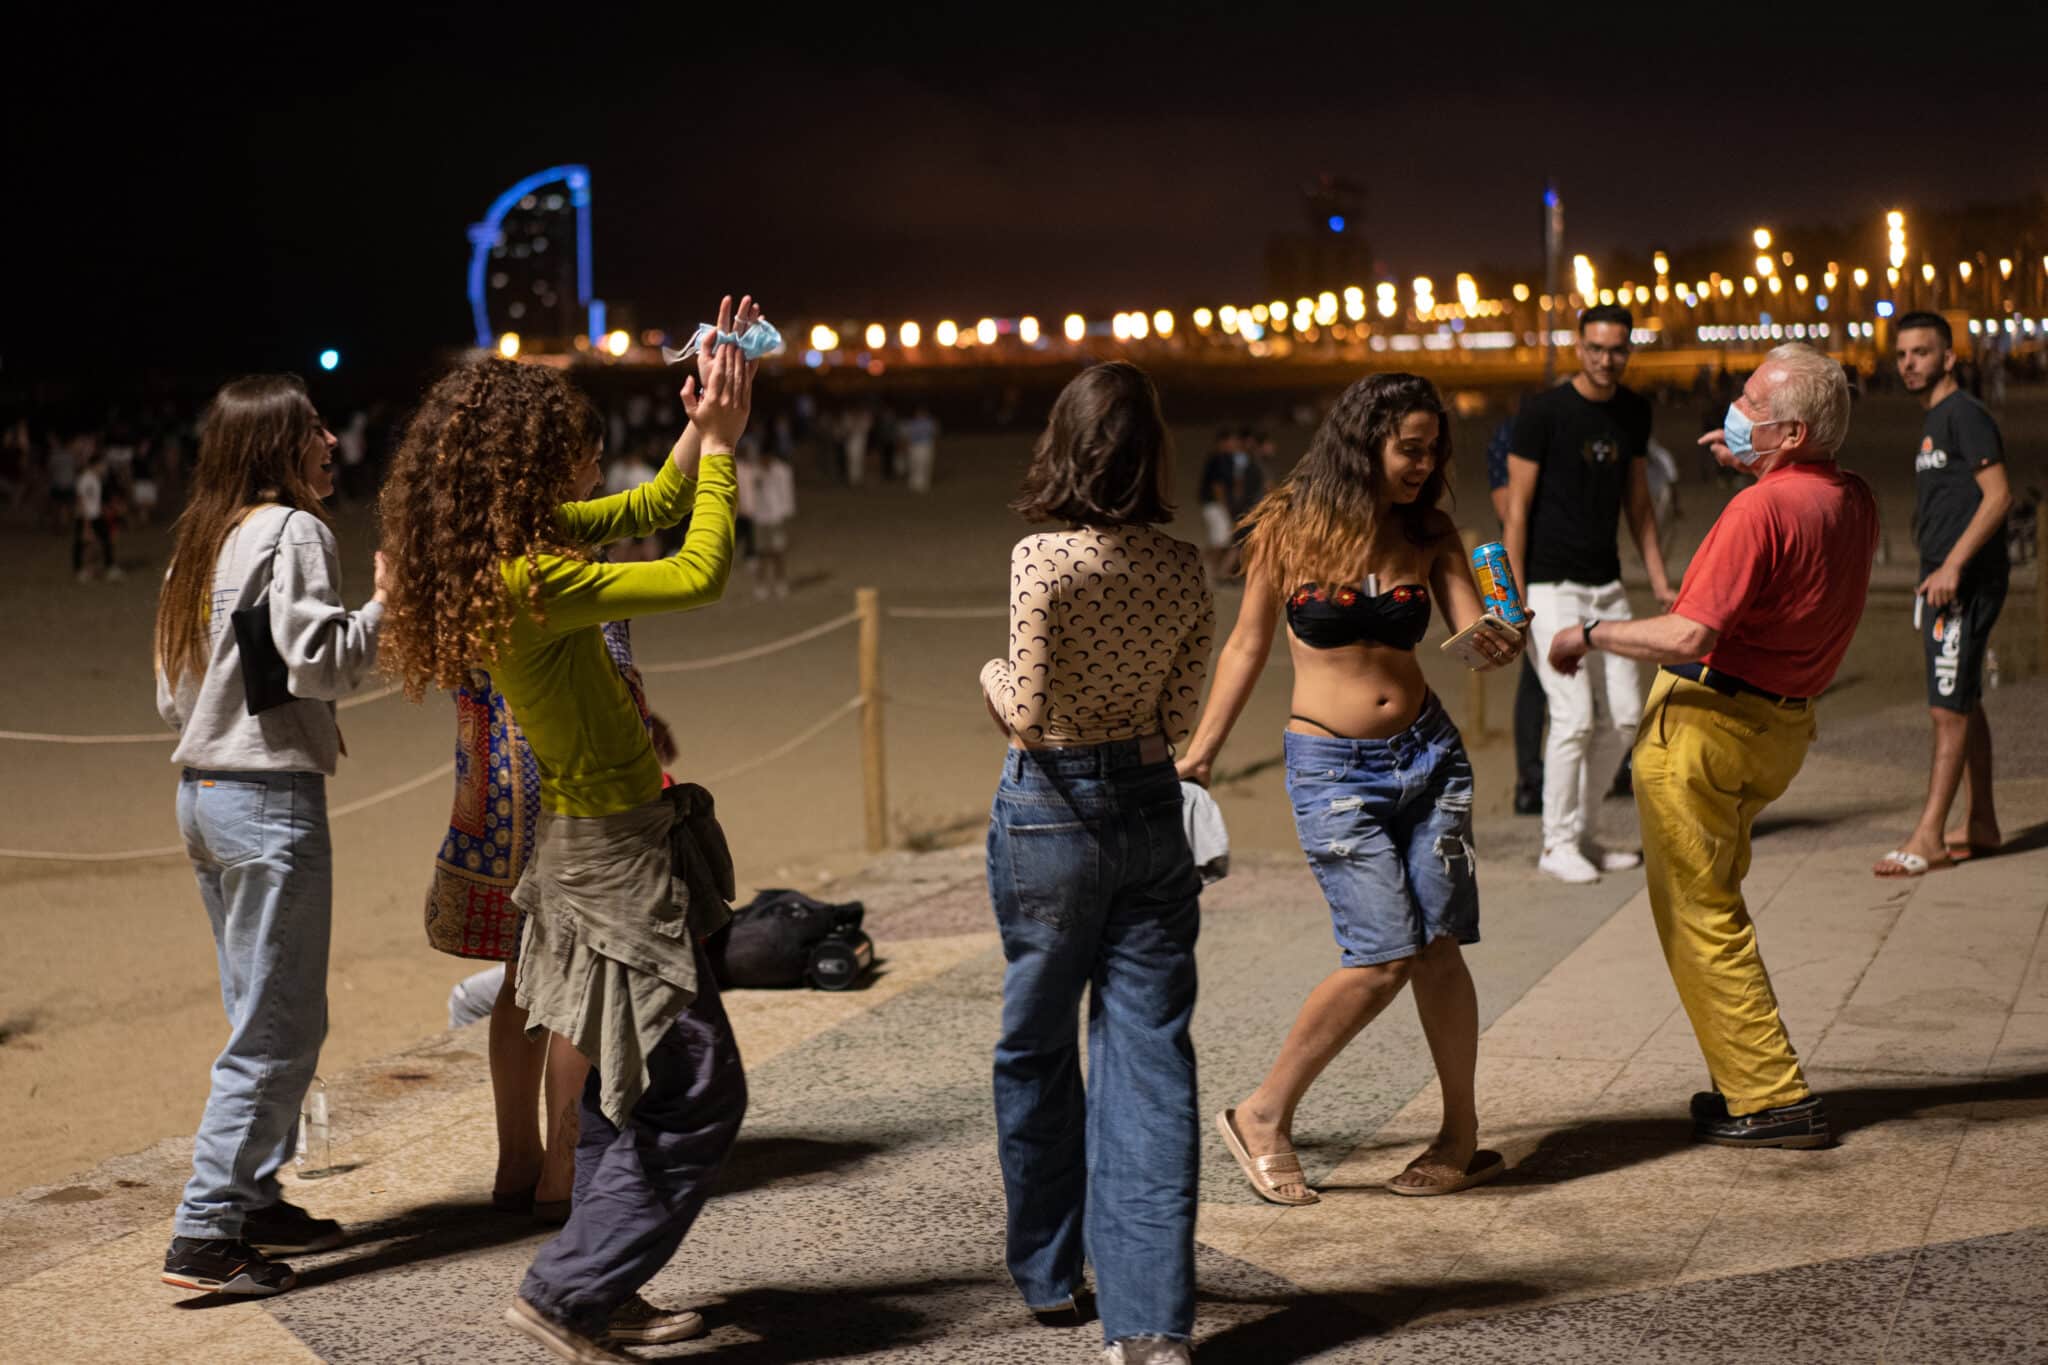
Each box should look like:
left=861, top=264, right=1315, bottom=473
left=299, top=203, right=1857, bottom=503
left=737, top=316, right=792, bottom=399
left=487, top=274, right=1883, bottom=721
left=1663, top=663, right=1810, bottom=708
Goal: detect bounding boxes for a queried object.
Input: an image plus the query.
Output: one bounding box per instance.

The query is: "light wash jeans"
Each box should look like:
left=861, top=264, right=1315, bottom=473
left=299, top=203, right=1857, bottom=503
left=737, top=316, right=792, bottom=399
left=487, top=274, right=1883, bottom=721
left=1525, top=579, right=1644, bottom=852
left=173, top=769, right=332, bottom=1239
left=986, top=739, right=1201, bottom=1345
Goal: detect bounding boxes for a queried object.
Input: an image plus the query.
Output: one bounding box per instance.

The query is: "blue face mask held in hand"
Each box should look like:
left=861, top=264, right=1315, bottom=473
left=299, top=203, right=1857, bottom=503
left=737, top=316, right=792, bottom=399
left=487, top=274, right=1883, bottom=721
left=662, top=318, right=783, bottom=365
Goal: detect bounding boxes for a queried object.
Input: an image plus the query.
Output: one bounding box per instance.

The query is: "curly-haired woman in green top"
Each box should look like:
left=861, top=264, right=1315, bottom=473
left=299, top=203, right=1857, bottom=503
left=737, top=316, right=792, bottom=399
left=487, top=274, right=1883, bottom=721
left=381, top=295, right=759, bottom=1358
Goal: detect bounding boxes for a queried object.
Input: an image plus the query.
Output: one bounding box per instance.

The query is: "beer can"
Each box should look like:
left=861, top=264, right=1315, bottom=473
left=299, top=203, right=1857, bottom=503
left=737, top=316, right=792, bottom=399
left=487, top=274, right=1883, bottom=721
left=1470, top=541, right=1528, bottom=625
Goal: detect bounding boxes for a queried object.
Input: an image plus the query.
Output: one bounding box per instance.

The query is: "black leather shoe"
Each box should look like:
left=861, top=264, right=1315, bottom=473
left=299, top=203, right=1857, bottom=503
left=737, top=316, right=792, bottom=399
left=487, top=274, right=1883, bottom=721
left=1689, top=1091, right=1730, bottom=1124
left=1512, top=782, right=1542, bottom=816
left=1694, top=1095, right=1831, bottom=1149
left=1030, top=1287, right=1095, bottom=1328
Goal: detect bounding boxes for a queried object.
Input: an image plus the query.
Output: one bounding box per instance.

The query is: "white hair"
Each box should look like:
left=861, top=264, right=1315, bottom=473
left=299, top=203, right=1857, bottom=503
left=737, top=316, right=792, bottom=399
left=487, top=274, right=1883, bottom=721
left=1761, top=343, right=1851, bottom=454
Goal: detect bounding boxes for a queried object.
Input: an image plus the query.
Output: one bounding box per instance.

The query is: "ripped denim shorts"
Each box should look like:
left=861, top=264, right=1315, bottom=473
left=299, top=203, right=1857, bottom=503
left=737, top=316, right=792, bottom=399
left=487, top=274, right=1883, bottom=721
left=1283, top=694, right=1479, bottom=967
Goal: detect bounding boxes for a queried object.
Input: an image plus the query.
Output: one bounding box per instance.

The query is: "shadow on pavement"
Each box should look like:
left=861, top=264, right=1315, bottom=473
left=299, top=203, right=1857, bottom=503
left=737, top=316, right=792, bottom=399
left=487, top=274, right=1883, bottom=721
left=172, top=1199, right=545, bottom=1307
left=1195, top=1276, right=1550, bottom=1363
left=712, top=1135, right=886, bottom=1196
left=1492, top=1070, right=2048, bottom=1189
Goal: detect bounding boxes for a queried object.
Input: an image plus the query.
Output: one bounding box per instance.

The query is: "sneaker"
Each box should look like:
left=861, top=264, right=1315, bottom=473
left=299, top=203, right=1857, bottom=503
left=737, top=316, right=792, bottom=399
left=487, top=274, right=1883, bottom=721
left=1538, top=845, right=1601, bottom=884
left=161, top=1237, right=297, bottom=1295
left=1694, top=1095, right=1832, bottom=1149
left=504, top=1297, right=635, bottom=1364
left=608, top=1293, right=706, bottom=1345
left=242, top=1198, right=344, bottom=1254
left=1105, top=1337, right=1193, bottom=1364
left=1583, top=844, right=1642, bottom=872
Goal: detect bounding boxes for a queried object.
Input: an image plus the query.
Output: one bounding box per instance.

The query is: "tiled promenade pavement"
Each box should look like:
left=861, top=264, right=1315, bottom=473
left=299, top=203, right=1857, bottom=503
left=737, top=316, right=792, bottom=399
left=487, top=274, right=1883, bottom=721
left=4, top=679, right=2045, bottom=1363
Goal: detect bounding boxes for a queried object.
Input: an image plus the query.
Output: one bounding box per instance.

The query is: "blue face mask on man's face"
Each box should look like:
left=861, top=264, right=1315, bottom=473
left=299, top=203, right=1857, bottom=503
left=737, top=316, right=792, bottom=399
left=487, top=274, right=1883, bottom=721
left=1721, top=402, right=1789, bottom=466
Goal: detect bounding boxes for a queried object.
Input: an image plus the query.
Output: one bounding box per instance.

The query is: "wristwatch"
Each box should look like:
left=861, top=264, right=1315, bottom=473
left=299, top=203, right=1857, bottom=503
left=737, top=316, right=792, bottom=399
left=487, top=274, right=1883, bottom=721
left=1582, top=619, right=1599, bottom=650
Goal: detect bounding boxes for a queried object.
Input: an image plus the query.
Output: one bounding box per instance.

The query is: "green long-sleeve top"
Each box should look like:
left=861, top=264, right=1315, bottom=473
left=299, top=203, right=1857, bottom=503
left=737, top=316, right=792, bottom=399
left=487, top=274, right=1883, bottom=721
left=492, top=453, right=736, bottom=817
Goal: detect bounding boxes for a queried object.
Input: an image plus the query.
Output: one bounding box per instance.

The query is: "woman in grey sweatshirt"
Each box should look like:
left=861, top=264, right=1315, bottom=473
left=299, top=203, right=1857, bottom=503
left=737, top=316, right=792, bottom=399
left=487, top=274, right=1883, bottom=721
left=152, top=374, right=386, bottom=1298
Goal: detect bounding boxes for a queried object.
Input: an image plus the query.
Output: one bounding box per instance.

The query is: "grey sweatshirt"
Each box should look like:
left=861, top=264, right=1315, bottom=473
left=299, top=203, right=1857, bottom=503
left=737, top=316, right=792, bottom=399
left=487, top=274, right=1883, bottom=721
left=155, top=504, right=384, bottom=775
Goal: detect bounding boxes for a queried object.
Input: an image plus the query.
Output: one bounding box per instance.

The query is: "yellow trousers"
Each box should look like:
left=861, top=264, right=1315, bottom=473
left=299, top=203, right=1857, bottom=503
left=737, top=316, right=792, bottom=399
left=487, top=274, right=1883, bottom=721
left=1633, top=670, right=1817, bottom=1116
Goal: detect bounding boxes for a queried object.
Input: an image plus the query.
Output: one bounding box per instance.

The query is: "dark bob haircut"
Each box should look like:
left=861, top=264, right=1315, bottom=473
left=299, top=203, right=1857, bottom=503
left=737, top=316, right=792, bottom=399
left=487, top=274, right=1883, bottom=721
left=1894, top=310, right=1952, bottom=347
left=1013, top=361, right=1174, bottom=526
left=1579, top=303, right=1634, bottom=333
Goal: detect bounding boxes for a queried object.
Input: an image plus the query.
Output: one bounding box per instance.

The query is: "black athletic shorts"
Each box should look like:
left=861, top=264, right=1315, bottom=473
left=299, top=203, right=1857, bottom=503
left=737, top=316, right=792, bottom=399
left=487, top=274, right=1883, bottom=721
left=1922, top=579, right=2006, bottom=712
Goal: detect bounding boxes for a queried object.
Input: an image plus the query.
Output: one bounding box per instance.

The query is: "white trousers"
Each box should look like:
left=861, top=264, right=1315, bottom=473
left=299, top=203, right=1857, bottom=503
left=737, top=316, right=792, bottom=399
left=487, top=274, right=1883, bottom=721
left=907, top=441, right=936, bottom=492
left=1525, top=579, right=1644, bottom=852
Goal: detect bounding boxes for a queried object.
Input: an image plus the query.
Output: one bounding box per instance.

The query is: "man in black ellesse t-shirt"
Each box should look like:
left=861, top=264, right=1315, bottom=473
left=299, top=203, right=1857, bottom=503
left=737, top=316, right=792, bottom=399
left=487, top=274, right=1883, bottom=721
left=1874, top=312, right=2014, bottom=879
left=1503, top=305, right=1677, bottom=885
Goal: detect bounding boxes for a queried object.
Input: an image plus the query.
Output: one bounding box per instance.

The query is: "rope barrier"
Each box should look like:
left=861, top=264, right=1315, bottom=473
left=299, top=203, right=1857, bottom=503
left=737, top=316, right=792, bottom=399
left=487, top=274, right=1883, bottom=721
left=698, top=695, right=864, bottom=782
left=884, top=605, right=1008, bottom=620
left=884, top=693, right=992, bottom=717
left=637, top=611, right=861, bottom=674
left=0, top=615, right=864, bottom=743
left=0, top=760, right=458, bottom=863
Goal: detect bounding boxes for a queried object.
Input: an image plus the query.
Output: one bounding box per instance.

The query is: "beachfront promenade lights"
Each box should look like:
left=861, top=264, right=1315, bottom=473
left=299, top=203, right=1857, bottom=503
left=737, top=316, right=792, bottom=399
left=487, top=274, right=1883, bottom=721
left=1019, top=316, right=1041, bottom=345
left=1128, top=312, right=1149, bottom=341
left=1512, top=283, right=1531, bottom=301
left=936, top=320, right=959, bottom=346
left=605, top=329, right=630, bottom=357
left=1152, top=310, right=1174, bottom=337
left=1958, top=261, right=1973, bottom=283
left=1193, top=308, right=1214, bottom=329
left=499, top=332, right=521, bottom=358
left=1999, top=258, right=2013, bottom=279
left=865, top=323, right=887, bottom=349
left=1756, top=254, right=1775, bottom=276
left=810, top=325, right=839, bottom=352
left=1853, top=268, right=1869, bottom=288
left=1921, top=263, right=1936, bottom=284
left=1063, top=314, right=1085, bottom=342
left=1573, top=254, right=1595, bottom=301
left=1653, top=252, right=1670, bottom=276
left=900, top=321, right=921, bottom=348
left=1753, top=228, right=1772, bottom=250
left=1215, top=306, right=1236, bottom=332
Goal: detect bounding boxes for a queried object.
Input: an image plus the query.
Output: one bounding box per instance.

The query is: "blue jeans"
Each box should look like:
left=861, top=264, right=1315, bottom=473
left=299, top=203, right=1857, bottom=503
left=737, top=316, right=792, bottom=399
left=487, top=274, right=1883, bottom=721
left=1285, top=696, right=1479, bottom=966
left=986, top=740, right=1201, bottom=1344
left=173, top=770, right=332, bottom=1239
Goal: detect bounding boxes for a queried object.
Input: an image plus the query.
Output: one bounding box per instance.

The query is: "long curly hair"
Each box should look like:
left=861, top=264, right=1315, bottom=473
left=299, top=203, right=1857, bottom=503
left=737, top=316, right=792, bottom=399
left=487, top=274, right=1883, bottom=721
left=1241, top=372, right=1451, bottom=592
left=377, top=358, right=602, bottom=697
left=156, top=375, right=332, bottom=692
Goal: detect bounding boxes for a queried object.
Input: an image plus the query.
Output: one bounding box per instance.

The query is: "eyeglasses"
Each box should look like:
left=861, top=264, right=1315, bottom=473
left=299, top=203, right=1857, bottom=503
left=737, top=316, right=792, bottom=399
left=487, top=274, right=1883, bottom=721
left=1580, top=341, right=1632, bottom=360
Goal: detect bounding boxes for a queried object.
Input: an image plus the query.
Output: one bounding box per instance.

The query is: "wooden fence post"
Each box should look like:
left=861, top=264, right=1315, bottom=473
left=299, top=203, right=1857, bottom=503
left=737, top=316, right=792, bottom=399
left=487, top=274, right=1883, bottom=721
left=857, top=587, right=888, bottom=852
left=1459, top=528, right=1488, bottom=738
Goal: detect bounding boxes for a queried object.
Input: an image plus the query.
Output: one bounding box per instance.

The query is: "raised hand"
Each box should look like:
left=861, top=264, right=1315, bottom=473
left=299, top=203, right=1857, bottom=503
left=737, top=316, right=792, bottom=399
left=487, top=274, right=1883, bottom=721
left=681, top=326, right=752, bottom=452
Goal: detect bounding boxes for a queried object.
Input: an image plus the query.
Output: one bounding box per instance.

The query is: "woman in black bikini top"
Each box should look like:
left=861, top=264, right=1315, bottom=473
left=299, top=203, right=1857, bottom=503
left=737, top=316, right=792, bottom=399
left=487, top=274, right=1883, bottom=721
left=1177, top=372, right=1526, bottom=1207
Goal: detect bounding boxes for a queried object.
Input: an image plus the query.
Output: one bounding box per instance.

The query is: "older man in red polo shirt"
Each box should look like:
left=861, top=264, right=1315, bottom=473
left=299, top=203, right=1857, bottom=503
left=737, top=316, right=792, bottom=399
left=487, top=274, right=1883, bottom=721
left=1549, top=342, right=1878, bottom=1149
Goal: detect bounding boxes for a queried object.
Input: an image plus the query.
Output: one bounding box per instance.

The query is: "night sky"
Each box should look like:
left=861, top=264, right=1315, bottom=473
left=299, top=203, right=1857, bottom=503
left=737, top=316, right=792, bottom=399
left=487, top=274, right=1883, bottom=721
left=16, top=2, right=2048, bottom=384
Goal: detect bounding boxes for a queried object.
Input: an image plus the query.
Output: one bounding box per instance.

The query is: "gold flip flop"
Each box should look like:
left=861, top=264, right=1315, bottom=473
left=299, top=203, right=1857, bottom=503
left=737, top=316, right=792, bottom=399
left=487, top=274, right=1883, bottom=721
left=1216, top=1108, right=1320, bottom=1206
left=1386, top=1148, right=1506, bottom=1197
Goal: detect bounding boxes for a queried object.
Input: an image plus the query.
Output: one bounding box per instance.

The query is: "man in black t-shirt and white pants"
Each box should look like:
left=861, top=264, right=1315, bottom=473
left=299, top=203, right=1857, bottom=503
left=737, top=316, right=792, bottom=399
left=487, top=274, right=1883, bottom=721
left=1505, top=305, right=1678, bottom=884
left=1875, top=312, right=2013, bottom=878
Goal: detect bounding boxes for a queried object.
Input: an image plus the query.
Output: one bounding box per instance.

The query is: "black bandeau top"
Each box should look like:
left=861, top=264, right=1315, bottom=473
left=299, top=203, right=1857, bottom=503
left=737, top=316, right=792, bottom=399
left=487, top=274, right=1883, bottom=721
left=1286, top=583, right=1431, bottom=651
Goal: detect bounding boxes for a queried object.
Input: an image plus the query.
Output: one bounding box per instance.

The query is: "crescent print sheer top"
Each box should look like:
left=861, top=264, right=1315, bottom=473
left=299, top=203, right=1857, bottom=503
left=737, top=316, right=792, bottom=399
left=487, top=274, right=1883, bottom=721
left=979, top=526, right=1215, bottom=747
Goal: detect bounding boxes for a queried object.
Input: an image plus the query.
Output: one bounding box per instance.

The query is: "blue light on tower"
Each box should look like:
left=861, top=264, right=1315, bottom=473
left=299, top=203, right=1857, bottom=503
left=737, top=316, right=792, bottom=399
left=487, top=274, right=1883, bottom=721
left=1876, top=300, right=1895, bottom=318
left=1327, top=215, right=1346, bottom=233
left=318, top=349, right=340, bottom=371
left=466, top=164, right=603, bottom=349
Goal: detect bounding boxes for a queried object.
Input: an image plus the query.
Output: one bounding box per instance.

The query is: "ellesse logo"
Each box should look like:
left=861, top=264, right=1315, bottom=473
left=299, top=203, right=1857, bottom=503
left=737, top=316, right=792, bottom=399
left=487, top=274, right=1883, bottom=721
left=1914, top=436, right=1949, bottom=474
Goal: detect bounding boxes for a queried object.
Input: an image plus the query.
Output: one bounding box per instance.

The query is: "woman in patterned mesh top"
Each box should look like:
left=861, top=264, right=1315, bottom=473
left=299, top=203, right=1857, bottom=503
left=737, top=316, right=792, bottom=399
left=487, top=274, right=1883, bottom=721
left=978, top=362, right=1212, bottom=1364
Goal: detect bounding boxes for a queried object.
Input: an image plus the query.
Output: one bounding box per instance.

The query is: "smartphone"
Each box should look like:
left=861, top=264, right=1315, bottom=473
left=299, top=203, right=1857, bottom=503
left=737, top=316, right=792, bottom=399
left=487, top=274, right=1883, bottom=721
left=1439, top=614, right=1521, bottom=670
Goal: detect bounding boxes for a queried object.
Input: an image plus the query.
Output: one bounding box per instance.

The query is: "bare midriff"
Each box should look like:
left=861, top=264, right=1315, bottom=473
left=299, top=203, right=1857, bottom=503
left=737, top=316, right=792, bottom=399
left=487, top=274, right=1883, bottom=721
left=1283, top=633, right=1432, bottom=740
